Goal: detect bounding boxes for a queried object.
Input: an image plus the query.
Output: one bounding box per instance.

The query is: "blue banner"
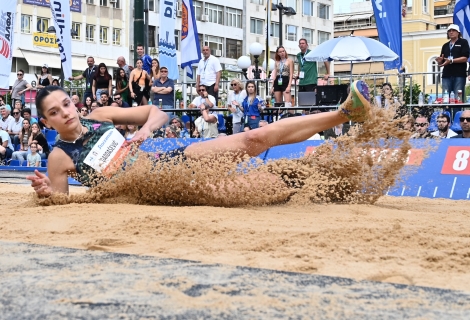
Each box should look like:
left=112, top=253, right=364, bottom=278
left=180, top=0, right=201, bottom=78
left=454, top=0, right=470, bottom=42
left=23, top=0, right=81, bottom=13
left=372, top=0, right=402, bottom=71
left=159, top=0, right=178, bottom=80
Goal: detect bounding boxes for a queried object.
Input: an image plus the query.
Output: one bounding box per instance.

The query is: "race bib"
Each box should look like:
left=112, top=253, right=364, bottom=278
left=83, top=128, right=131, bottom=177
left=299, top=71, right=305, bottom=79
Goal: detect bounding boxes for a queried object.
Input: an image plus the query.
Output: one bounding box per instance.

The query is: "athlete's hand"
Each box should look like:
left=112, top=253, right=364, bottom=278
left=123, top=127, right=151, bottom=147
left=26, top=170, right=52, bottom=197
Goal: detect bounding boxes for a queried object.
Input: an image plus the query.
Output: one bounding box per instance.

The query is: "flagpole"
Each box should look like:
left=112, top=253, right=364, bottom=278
left=265, top=0, right=272, bottom=99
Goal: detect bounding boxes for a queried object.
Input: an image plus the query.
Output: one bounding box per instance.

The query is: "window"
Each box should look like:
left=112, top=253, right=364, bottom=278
left=21, top=15, right=32, bottom=34
left=112, top=0, right=121, bottom=8
left=198, top=33, right=203, bottom=50
left=193, top=1, right=202, bottom=20
left=86, top=0, right=94, bottom=4
left=429, top=58, right=439, bottom=85
left=226, top=38, right=242, bottom=59
left=318, top=3, right=330, bottom=19
left=286, top=25, right=297, bottom=41
left=271, top=22, right=280, bottom=37
left=175, top=30, right=180, bottom=50
left=205, top=3, right=223, bottom=24
left=250, top=18, right=264, bottom=35
left=149, top=26, right=156, bottom=47
left=100, top=27, right=109, bottom=44
left=72, top=22, right=81, bottom=40
left=100, top=0, right=107, bottom=6
left=226, top=7, right=242, bottom=28
left=318, top=31, right=330, bottom=44
left=302, top=28, right=314, bottom=45
left=113, top=28, right=121, bottom=45
left=149, top=0, right=155, bottom=12
left=286, top=0, right=297, bottom=11
left=37, top=17, right=49, bottom=33
left=204, top=35, right=223, bottom=54
left=423, top=0, right=428, bottom=13
left=303, top=0, right=314, bottom=16
left=86, top=24, right=95, bottom=42
left=251, top=0, right=264, bottom=4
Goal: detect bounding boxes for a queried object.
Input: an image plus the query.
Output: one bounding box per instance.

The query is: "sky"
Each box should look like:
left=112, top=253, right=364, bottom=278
left=334, top=0, right=357, bottom=14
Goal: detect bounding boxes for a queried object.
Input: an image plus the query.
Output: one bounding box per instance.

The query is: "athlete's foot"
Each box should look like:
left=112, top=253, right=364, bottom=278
left=339, top=80, right=371, bottom=122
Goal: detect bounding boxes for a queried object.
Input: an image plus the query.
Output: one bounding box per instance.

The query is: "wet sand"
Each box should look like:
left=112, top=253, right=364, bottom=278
left=1, top=183, right=469, bottom=292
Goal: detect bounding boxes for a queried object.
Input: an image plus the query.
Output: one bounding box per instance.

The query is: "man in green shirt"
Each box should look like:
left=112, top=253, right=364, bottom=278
left=296, top=38, right=330, bottom=92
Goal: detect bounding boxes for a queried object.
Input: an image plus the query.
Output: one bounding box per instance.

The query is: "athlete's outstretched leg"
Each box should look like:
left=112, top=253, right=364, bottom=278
left=185, top=81, right=370, bottom=160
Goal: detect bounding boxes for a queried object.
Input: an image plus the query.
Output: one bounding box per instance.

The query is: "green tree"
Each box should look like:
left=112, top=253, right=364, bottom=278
left=64, top=71, right=86, bottom=97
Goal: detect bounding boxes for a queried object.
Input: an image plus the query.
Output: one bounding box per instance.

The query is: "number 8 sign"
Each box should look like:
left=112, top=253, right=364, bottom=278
left=441, top=146, right=470, bottom=175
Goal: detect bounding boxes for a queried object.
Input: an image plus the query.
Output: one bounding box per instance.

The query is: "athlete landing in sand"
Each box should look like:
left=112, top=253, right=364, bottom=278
left=27, top=81, right=371, bottom=197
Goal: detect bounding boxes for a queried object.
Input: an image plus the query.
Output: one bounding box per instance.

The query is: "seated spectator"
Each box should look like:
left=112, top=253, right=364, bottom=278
left=113, top=93, right=130, bottom=108
left=431, top=113, right=458, bottom=138
left=7, top=108, right=23, bottom=145
left=188, top=85, right=216, bottom=109
left=21, top=108, right=38, bottom=125
left=80, top=107, right=89, bottom=117
left=14, top=100, right=23, bottom=111
left=324, top=122, right=350, bottom=140
left=51, top=78, right=60, bottom=86
left=11, top=119, right=31, bottom=161
left=0, top=105, right=14, bottom=131
left=193, top=104, right=218, bottom=139
left=169, top=117, right=190, bottom=138
left=124, top=125, right=138, bottom=141
left=71, top=94, right=83, bottom=110
left=100, top=91, right=112, bottom=107
left=90, top=101, right=99, bottom=112
left=0, top=126, right=13, bottom=164
left=411, top=115, right=435, bottom=139
left=27, top=142, right=41, bottom=167
left=29, top=123, right=50, bottom=159
left=451, top=110, right=470, bottom=138
left=403, top=114, right=415, bottom=132
left=165, top=124, right=180, bottom=138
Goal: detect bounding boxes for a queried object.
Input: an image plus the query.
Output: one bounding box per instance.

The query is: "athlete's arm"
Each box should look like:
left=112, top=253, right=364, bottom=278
left=88, top=105, right=169, bottom=144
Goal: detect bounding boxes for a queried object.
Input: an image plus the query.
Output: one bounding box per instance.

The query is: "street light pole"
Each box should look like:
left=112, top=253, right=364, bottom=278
left=272, top=3, right=296, bottom=48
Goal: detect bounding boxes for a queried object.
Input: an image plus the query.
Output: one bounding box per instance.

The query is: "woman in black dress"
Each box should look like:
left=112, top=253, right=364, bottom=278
left=37, top=64, right=53, bottom=90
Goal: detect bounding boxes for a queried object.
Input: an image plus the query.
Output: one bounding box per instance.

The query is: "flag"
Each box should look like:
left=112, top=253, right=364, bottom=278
left=0, top=0, right=16, bottom=89
left=372, top=0, right=402, bottom=70
left=265, top=0, right=272, bottom=75
left=159, top=0, right=178, bottom=80
left=454, top=0, right=470, bottom=41
left=180, top=0, right=201, bottom=78
left=50, top=0, right=72, bottom=79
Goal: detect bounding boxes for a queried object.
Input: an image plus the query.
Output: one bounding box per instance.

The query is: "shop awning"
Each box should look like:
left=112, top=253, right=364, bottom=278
left=18, top=48, right=89, bottom=71
left=348, top=13, right=374, bottom=20
left=434, top=1, right=450, bottom=7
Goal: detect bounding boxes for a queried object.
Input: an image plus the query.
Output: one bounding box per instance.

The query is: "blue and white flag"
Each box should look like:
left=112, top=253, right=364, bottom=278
left=159, top=0, right=178, bottom=80
left=0, top=0, right=15, bottom=88
left=454, top=0, right=470, bottom=41
left=50, top=0, right=72, bottom=79
left=180, top=0, right=201, bottom=78
left=372, top=0, right=402, bottom=70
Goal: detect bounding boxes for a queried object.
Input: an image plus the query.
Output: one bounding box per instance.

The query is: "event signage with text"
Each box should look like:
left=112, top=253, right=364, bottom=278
left=23, top=0, right=81, bottom=12
left=33, top=32, right=58, bottom=48
left=0, top=0, right=15, bottom=89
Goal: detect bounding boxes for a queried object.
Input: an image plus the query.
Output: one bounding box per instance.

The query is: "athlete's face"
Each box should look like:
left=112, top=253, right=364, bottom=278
left=40, top=90, right=80, bottom=133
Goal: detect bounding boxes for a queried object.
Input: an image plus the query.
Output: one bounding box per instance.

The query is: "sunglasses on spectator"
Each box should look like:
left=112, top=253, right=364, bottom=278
left=460, top=117, right=470, bottom=122
left=17, top=73, right=23, bottom=76
left=199, top=89, right=206, bottom=92
left=114, top=97, right=121, bottom=100
left=231, top=83, right=237, bottom=86
left=13, top=112, right=20, bottom=115
left=160, top=70, right=168, bottom=73
left=414, top=123, right=428, bottom=127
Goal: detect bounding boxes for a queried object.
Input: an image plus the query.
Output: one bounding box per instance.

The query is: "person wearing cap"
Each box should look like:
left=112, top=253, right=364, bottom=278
left=436, top=24, right=470, bottom=102
left=37, top=64, right=53, bottom=90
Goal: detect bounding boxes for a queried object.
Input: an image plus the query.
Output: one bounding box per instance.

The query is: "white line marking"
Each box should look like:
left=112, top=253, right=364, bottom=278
left=401, top=186, right=406, bottom=196
left=467, top=188, right=470, bottom=199
left=450, top=177, right=457, bottom=198
left=433, top=187, right=438, bottom=198
left=417, top=186, right=422, bottom=197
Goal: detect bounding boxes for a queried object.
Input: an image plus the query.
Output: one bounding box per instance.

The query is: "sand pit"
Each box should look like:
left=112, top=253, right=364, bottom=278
left=1, top=183, right=469, bottom=292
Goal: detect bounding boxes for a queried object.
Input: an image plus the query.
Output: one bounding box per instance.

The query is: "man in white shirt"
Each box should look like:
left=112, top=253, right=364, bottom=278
left=0, top=126, right=14, bottom=163
left=431, top=113, right=458, bottom=138
left=0, top=106, right=14, bottom=131
left=7, top=108, right=24, bottom=145
left=190, top=85, right=218, bottom=139
left=196, top=46, right=222, bottom=105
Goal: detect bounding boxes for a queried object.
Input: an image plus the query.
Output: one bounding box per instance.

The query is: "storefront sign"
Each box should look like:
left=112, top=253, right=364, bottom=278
left=33, top=32, right=58, bottom=48
left=23, top=0, right=81, bottom=13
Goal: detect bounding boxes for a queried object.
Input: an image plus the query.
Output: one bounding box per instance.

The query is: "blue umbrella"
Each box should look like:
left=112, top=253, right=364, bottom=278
left=305, top=35, right=399, bottom=79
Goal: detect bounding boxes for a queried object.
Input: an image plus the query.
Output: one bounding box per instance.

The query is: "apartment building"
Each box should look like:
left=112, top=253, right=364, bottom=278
left=12, top=0, right=130, bottom=86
